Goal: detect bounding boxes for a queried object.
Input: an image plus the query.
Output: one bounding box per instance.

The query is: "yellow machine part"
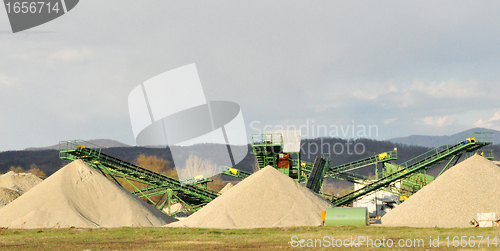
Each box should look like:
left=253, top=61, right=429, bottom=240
left=301, top=162, right=306, bottom=167
left=378, top=152, right=388, bottom=160
left=228, top=168, right=238, bottom=175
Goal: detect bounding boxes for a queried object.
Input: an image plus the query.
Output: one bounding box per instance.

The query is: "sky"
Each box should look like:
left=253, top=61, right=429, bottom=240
left=1, top=1, right=500, bottom=151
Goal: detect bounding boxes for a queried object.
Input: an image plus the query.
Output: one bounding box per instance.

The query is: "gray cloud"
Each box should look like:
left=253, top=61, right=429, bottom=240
left=1, top=1, right=500, bottom=151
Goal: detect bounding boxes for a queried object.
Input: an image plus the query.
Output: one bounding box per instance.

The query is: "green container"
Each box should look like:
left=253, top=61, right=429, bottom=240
left=324, top=207, right=369, bottom=226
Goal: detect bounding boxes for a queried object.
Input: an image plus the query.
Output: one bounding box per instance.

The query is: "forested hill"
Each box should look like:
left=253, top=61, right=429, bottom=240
left=0, top=137, right=497, bottom=178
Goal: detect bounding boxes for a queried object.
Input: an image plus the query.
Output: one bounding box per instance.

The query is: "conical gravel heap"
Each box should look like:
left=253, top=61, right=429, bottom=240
left=382, top=155, right=500, bottom=228
left=168, top=166, right=332, bottom=228
left=0, top=171, right=42, bottom=193
left=0, top=159, right=176, bottom=228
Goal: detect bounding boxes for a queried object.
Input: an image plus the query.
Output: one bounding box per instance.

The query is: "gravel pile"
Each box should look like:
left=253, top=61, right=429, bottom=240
left=167, top=166, right=332, bottom=228
left=381, top=155, right=500, bottom=228
left=0, top=171, right=42, bottom=193
left=0, top=187, right=20, bottom=208
left=0, top=160, right=177, bottom=228
left=0, top=171, right=42, bottom=208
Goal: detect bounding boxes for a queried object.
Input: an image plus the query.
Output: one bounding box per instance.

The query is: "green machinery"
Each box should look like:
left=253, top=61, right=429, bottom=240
left=332, top=132, right=494, bottom=206
left=325, top=147, right=493, bottom=203
left=324, top=151, right=398, bottom=183
left=382, top=148, right=496, bottom=201
left=330, top=172, right=368, bottom=184
left=59, top=134, right=330, bottom=216
left=59, top=131, right=494, bottom=215
left=251, top=134, right=285, bottom=170
left=59, top=140, right=218, bottom=216
left=219, top=166, right=252, bottom=179
left=251, top=133, right=331, bottom=192
left=306, top=155, right=331, bottom=193
left=382, top=163, right=434, bottom=200
left=324, top=150, right=432, bottom=201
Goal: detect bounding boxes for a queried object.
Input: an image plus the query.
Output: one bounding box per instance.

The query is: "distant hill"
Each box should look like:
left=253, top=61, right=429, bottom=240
left=389, top=128, right=500, bottom=148
left=0, top=145, right=256, bottom=177
left=2, top=136, right=498, bottom=189
left=24, top=139, right=131, bottom=151
left=1, top=137, right=431, bottom=177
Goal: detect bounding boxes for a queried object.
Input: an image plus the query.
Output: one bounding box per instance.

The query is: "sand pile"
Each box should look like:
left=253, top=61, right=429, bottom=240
left=168, top=166, right=331, bottom=229
left=0, top=171, right=42, bottom=193
left=381, top=155, right=500, bottom=228
left=0, top=187, right=20, bottom=208
left=218, top=182, right=233, bottom=194
left=0, top=171, right=42, bottom=208
left=0, top=160, right=176, bottom=228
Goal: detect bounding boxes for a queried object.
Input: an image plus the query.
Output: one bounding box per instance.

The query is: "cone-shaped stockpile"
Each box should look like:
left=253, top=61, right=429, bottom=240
left=0, top=171, right=42, bottom=194
left=168, top=166, right=332, bottom=228
left=0, top=160, right=176, bottom=228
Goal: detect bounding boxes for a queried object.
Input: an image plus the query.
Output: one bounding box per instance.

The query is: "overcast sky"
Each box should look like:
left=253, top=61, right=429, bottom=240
left=1, top=1, right=500, bottom=151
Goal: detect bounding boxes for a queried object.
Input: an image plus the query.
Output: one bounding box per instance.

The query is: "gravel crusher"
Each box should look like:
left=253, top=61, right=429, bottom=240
left=332, top=132, right=494, bottom=206
left=250, top=130, right=331, bottom=193
left=59, top=140, right=218, bottom=216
